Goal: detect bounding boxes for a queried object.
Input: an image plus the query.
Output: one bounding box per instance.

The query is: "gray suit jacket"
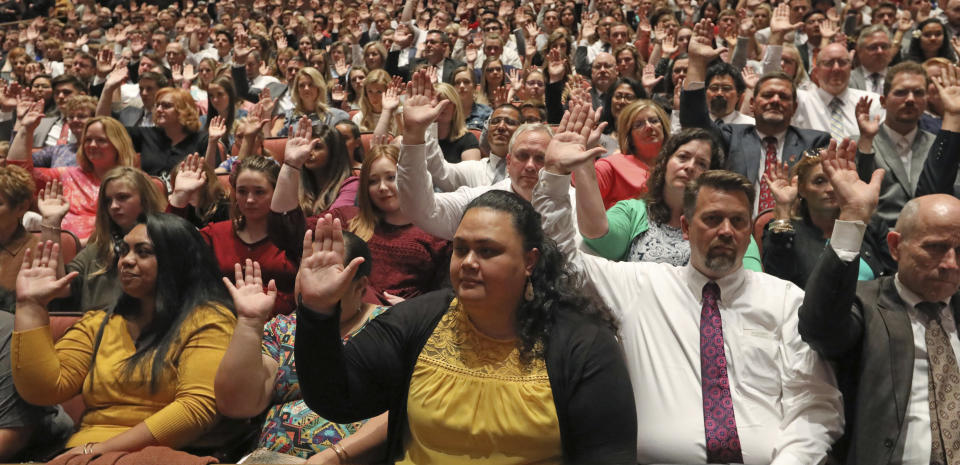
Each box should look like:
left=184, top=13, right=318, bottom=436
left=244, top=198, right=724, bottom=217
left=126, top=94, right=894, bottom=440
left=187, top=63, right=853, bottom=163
left=849, top=67, right=868, bottom=91
left=680, top=87, right=831, bottom=184
left=800, top=247, right=960, bottom=465
left=28, top=115, right=58, bottom=148
left=856, top=127, right=936, bottom=225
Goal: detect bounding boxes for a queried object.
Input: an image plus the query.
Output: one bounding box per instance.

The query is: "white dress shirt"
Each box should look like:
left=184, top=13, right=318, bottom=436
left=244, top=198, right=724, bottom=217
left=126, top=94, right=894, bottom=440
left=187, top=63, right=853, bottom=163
left=719, top=110, right=756, bottom=125
left=397, top=139, right=576, bottom=240
left=250, top=74, right=281, bottom=91
left=417, top=130, right=504, bottom=191
left=793, top=87, right=885, bottom=140
left=859, top=66, right=887, bottom=95
left=535, top=169, right=844, bottom=465
left=830, top=221, right=956, bottom=465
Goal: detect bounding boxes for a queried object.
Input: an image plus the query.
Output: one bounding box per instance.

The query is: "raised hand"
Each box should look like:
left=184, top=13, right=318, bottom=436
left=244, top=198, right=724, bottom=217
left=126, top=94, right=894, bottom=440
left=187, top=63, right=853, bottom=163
left=933, top=62, right=960, bottom=117
left=37, top=179, right=71, bottom=223
left=106, top=61, right=129, bottom=89
left=641, top=63, right=664, bottom=94
left=182, top=63, right=197, bottom=82
left=662, top=34, right=679, bottom=56
left=544, top=101, right=608, bottom=174
left=855, top=96, right=881, bottom=140
left=769, top=3, right=803, bottom=38
left=172, top=64, right=184, bottom=83
left=298, top=215, right=366, bottom=313
left=382, top=82, right=401, bottom=112
left=20, top=100, right=44, bottom=132
left=96, top=48, right=114, bottom=77
left=172, top=153, right=208, bottom=198
left=547, top=48, right=567, bottom=81
left=688, top=19, right=726, bottom=63
left=762, top=160, right=798, bottom=211
left=234, top=29, right=252, bottom=61
left=208, top=115, right=227, bottom=141
left=821, top=138, right=884, bottom=223
left=334, top=57, right=349, bottom=77
left=130, top=35, right=146, bottom=55
left=819, top=19, right=838, bottom=41
left=492, top=85, right=510, bottom=107
left=284, top=116, right=322, bottom=168
left=465, top=43, right=478, bottom=63
left=402, top=69, right=451, bottom=143
left=331, top=83, right=347, bottom=102
left=507, top=68, right=523, bottom=93
left=223, top=259, right=278, bottom=323
left=16, top=241, right=78, bottom=307
left=277, top=36, right=288, bottom=50
left=741, top=66, right=759, bottom=89
left=0, top=82, right=20, bottom=113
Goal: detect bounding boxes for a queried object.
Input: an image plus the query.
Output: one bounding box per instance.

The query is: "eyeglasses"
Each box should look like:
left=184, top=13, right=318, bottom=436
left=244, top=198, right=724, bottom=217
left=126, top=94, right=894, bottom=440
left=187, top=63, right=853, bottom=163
left=612, top=92, right=636, bottom=100
left=489, top=116, right=519, bottom=126
left=632, top=117, right=662, bottom=130
left=593, top=62, right=615, bottom=70
left=707, top=84, right=736, bottom=93
left=819, top=58, right=851, bottom=68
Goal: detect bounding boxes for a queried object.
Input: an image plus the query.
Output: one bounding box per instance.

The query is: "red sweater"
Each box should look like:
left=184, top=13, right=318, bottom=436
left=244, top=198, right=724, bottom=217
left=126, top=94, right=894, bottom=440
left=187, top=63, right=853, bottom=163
left=200, top=221, right=298, bottom=316
left=268, top=206, right=451, bottom=306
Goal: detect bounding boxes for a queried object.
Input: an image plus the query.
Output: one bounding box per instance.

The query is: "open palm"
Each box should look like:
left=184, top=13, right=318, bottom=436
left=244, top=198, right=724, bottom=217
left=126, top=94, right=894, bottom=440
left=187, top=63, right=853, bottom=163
left=37, top=180, right=70, bottom=221
left=223, top=259, right=277, bottom=323
left=298, top=215, right=366, bottom=313
left=17, top=242, right=77, bottom=306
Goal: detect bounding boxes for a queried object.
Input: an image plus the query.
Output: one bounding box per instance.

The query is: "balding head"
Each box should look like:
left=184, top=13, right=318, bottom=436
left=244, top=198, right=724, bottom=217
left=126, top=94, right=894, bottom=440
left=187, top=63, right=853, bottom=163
left=889, top=194, right=960, bottom=302
left=814, top=43, right=853, bottom=96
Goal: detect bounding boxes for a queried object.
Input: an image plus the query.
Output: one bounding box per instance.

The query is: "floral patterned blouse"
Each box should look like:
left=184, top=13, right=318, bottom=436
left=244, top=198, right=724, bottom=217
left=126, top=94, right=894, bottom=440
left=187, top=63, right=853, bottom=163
left=259, top=306, right=389, bottom=458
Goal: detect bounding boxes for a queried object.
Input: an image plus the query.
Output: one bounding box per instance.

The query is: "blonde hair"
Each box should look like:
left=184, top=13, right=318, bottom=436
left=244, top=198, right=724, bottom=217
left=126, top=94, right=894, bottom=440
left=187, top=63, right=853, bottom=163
left=76, top=117, right=137, bottom=173
left=0, top=164, right=35, bottom=209
left=357, top=69, right=396, bottom=133
left=617, top=100, right=670, bottom=155
left=349, top=144, right=399, bottom=241
left=476, top=57, right=504, bottom=106
left=435, top=82, right=467, bottom=141
left=155, top=88, right=201, bottom=132
left=88, top=167, right=167, bottom=276
left=292, top=67, right=332, bottom=117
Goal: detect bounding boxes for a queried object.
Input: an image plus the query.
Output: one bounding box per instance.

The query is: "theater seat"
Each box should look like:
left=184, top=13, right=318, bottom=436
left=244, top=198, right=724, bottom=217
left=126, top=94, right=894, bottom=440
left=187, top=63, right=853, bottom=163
left=263, top=138, right=287, bottom=163
left=753, top=208, right=775, bottom=258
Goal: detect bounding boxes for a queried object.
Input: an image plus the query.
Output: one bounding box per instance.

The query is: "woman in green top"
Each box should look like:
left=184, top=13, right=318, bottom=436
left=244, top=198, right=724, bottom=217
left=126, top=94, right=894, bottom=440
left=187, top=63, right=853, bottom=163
left=576, top=127, right=763, bottom=269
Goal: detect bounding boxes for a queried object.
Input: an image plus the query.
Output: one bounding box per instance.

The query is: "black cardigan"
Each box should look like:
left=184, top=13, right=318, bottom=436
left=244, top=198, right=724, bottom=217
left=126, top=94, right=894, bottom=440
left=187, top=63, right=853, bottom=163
left=295, top=289, right=637, bottom=464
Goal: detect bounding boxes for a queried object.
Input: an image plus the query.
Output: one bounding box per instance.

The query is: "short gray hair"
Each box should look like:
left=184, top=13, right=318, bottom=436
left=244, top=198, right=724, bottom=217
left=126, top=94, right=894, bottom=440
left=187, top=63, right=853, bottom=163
left=508, top=123, right=554, bottom=153
left=857, top=24, right=892, bottom=48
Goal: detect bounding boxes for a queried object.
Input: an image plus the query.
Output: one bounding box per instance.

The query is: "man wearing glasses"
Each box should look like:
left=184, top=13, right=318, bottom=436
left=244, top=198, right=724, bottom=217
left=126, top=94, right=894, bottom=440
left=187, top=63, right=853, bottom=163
left=849, top=25, right=895, bottom=95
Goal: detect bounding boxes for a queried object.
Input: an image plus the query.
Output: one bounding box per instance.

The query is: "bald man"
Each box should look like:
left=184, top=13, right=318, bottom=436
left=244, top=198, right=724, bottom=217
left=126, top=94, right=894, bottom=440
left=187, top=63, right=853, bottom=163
left=800, top=140, right=960, bottom=464
left=789, top=43, right=885, bottom=140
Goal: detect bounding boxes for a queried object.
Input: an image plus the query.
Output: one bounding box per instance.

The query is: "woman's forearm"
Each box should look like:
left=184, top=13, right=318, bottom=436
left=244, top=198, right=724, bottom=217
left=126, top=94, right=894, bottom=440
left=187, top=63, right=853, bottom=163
left=334, top=412, right=389, bottom=463
left=270, top=163, right=302, bottom=213
left=7, top=127, right=33, bottom=162
left=214, top=317, right=278, bottom=418
left=574, top=162, right=608, bottom=239
left=90, top=422, right=159, bottom=455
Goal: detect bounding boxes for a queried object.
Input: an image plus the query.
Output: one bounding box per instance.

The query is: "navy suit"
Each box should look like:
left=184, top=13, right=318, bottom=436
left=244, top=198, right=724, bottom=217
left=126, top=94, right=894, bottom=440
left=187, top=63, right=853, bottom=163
left=679, top=87, right=831, bottom=185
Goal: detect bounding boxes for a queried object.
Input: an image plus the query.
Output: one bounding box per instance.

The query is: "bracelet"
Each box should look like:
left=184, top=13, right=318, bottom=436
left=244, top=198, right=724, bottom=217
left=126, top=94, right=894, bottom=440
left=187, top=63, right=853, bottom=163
left=40, top=223, right=62, bottom=232
left=283, top=161, right=302, bottom=171
left=82, top=442, right=97, bottom=454
left=769, top=218, right=795, bottom=233
left=331, top=442, right=350, bottom=463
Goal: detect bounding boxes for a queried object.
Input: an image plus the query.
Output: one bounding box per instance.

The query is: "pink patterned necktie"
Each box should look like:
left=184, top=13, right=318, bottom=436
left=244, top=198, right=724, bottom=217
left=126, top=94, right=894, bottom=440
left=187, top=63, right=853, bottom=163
left=758, top=137, right=778, bottom=212
left=701, top=281, right=744, bottom=463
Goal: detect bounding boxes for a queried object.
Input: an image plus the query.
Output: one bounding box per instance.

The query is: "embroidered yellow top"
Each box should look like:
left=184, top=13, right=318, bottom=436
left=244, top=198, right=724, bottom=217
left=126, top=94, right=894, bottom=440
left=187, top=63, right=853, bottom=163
left=399, top=299, right=562, bottom=464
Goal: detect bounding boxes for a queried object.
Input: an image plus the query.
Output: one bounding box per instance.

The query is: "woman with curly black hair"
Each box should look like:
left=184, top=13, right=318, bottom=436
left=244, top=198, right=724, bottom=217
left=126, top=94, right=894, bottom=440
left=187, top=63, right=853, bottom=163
left=288, top=189, right=637, bottom=464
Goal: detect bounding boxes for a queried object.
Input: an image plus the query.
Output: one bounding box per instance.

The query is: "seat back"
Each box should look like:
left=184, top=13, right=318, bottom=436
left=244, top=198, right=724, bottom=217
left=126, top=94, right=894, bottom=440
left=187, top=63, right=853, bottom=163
left=753, top=208, right=775, bottom=257
left=59, top=229, right=81, bottom=264
left=263, top=138, right=288, bottom=163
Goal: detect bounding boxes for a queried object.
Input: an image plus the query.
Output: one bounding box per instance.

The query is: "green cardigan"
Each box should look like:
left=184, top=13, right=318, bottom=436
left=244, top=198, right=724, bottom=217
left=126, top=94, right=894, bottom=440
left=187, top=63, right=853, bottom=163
left=582, top=198, right=763, bottom=272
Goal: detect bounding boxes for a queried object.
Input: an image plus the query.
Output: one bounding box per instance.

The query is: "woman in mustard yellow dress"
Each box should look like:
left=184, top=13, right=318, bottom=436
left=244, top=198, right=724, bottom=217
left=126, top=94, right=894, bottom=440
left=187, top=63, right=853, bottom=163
left=285, top=190, right=637, bottom=464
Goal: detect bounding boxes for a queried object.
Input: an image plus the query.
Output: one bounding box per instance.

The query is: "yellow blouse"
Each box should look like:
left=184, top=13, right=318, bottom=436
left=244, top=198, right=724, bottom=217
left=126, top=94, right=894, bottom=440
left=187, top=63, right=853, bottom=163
left=399, top=300, right=562, bottom=464
left=11, top=306, right=235, bottom=448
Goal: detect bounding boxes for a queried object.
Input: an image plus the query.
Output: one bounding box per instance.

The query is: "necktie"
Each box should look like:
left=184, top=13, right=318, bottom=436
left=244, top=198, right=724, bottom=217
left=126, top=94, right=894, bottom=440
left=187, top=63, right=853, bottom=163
left=870, top=73, right=883, bottom=94
left=491, top=156, right=507, bottom=184
left=918, top=302, right=960, bottom=465
left=701, top=282, right=744, bottom=464
left=828, top=97, right=845, bottom=140
left=715, top=117, right=724, bottom=126
left=758, top=137, right=778, bottom=212
left=57, top=118, right=69, bottom=145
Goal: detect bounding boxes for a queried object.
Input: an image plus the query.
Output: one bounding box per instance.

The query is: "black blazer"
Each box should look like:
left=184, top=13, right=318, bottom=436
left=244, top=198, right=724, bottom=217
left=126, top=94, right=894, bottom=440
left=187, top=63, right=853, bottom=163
left=915, top=128, right=960, bottom=198
left=295, top=289, right=638, bottom=464
left=799, top=247, right=960, bottom=465
left=680, top=87, right=831, bottom=184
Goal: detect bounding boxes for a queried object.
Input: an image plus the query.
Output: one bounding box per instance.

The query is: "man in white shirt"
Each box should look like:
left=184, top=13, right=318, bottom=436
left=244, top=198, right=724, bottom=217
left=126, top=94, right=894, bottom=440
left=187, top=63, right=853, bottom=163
left=426, top=104, right=521, bottom=191
left=397, top=70, right=565, bottom=240
left=534, top=99, right=843, bottom=464
left=789, top=42, right=885, bottom=139
left=849, top=25, right=895, bottom=94
left=855, top=61, right=937, bottom=225
left=799, top=136, right=960, bottom=464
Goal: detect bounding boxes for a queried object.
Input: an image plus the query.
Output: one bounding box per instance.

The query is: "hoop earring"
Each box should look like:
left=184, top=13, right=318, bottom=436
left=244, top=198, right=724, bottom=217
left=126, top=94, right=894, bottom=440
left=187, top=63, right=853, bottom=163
left=524, top=279, right=534, bottom=302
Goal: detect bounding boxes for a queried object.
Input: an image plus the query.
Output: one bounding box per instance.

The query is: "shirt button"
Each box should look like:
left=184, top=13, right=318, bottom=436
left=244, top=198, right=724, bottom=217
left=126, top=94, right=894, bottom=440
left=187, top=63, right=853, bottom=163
left=883, top=438, right=894, bottom=448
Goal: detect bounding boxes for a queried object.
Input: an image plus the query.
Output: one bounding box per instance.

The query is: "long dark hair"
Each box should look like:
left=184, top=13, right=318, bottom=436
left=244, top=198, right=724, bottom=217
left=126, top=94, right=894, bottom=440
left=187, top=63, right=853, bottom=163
left=644, top=128, right=725, bottom=224
left=89, top=213, right=235, bottom=392
left=601, top=77, right=646, bottom=135
left=906, top=18, right=956, bottom=62
left=204, top=75, right=239, bottom=139
left=461, top=191, right=618, bottom=363
left=300, top=124, right=352, bottom=216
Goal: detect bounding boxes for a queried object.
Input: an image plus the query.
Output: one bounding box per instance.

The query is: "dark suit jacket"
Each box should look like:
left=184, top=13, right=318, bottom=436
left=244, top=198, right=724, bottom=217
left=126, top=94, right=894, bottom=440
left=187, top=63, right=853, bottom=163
left=385, top=51, right=463, bottom=84
left=915, top=128, right=960, bottom=198
left=680, top=87, right=831, bottom=184
left=800, top=247, right=960, bottom=465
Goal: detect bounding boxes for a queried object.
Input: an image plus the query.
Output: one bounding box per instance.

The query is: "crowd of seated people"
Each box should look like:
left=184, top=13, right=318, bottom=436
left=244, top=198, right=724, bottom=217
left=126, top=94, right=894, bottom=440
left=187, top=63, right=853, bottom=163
left=0, top=0, right=960, bottom=463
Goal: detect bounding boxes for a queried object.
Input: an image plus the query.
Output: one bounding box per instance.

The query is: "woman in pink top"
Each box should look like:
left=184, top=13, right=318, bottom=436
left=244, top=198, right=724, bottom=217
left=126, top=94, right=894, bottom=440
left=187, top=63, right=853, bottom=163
left=7, top=104, right=137, bottom=243
left=594, top=100, right=670, bottom=209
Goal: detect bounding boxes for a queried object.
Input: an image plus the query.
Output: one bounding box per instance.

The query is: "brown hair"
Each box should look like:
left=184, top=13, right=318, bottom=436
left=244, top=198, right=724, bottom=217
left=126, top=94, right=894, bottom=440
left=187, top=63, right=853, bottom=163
left=683, top=170, right=756, bottom=220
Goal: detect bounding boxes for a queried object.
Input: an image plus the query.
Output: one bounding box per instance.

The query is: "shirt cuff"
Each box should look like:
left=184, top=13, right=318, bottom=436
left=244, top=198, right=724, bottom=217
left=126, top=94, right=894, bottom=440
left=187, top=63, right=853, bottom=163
left=685, top=81, right=705, bottom=90
left=0, top=110, right=13, bottom=122
left=538, top=169, right=572, bottom=199
left=830, top=219, right=866, bottom=262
